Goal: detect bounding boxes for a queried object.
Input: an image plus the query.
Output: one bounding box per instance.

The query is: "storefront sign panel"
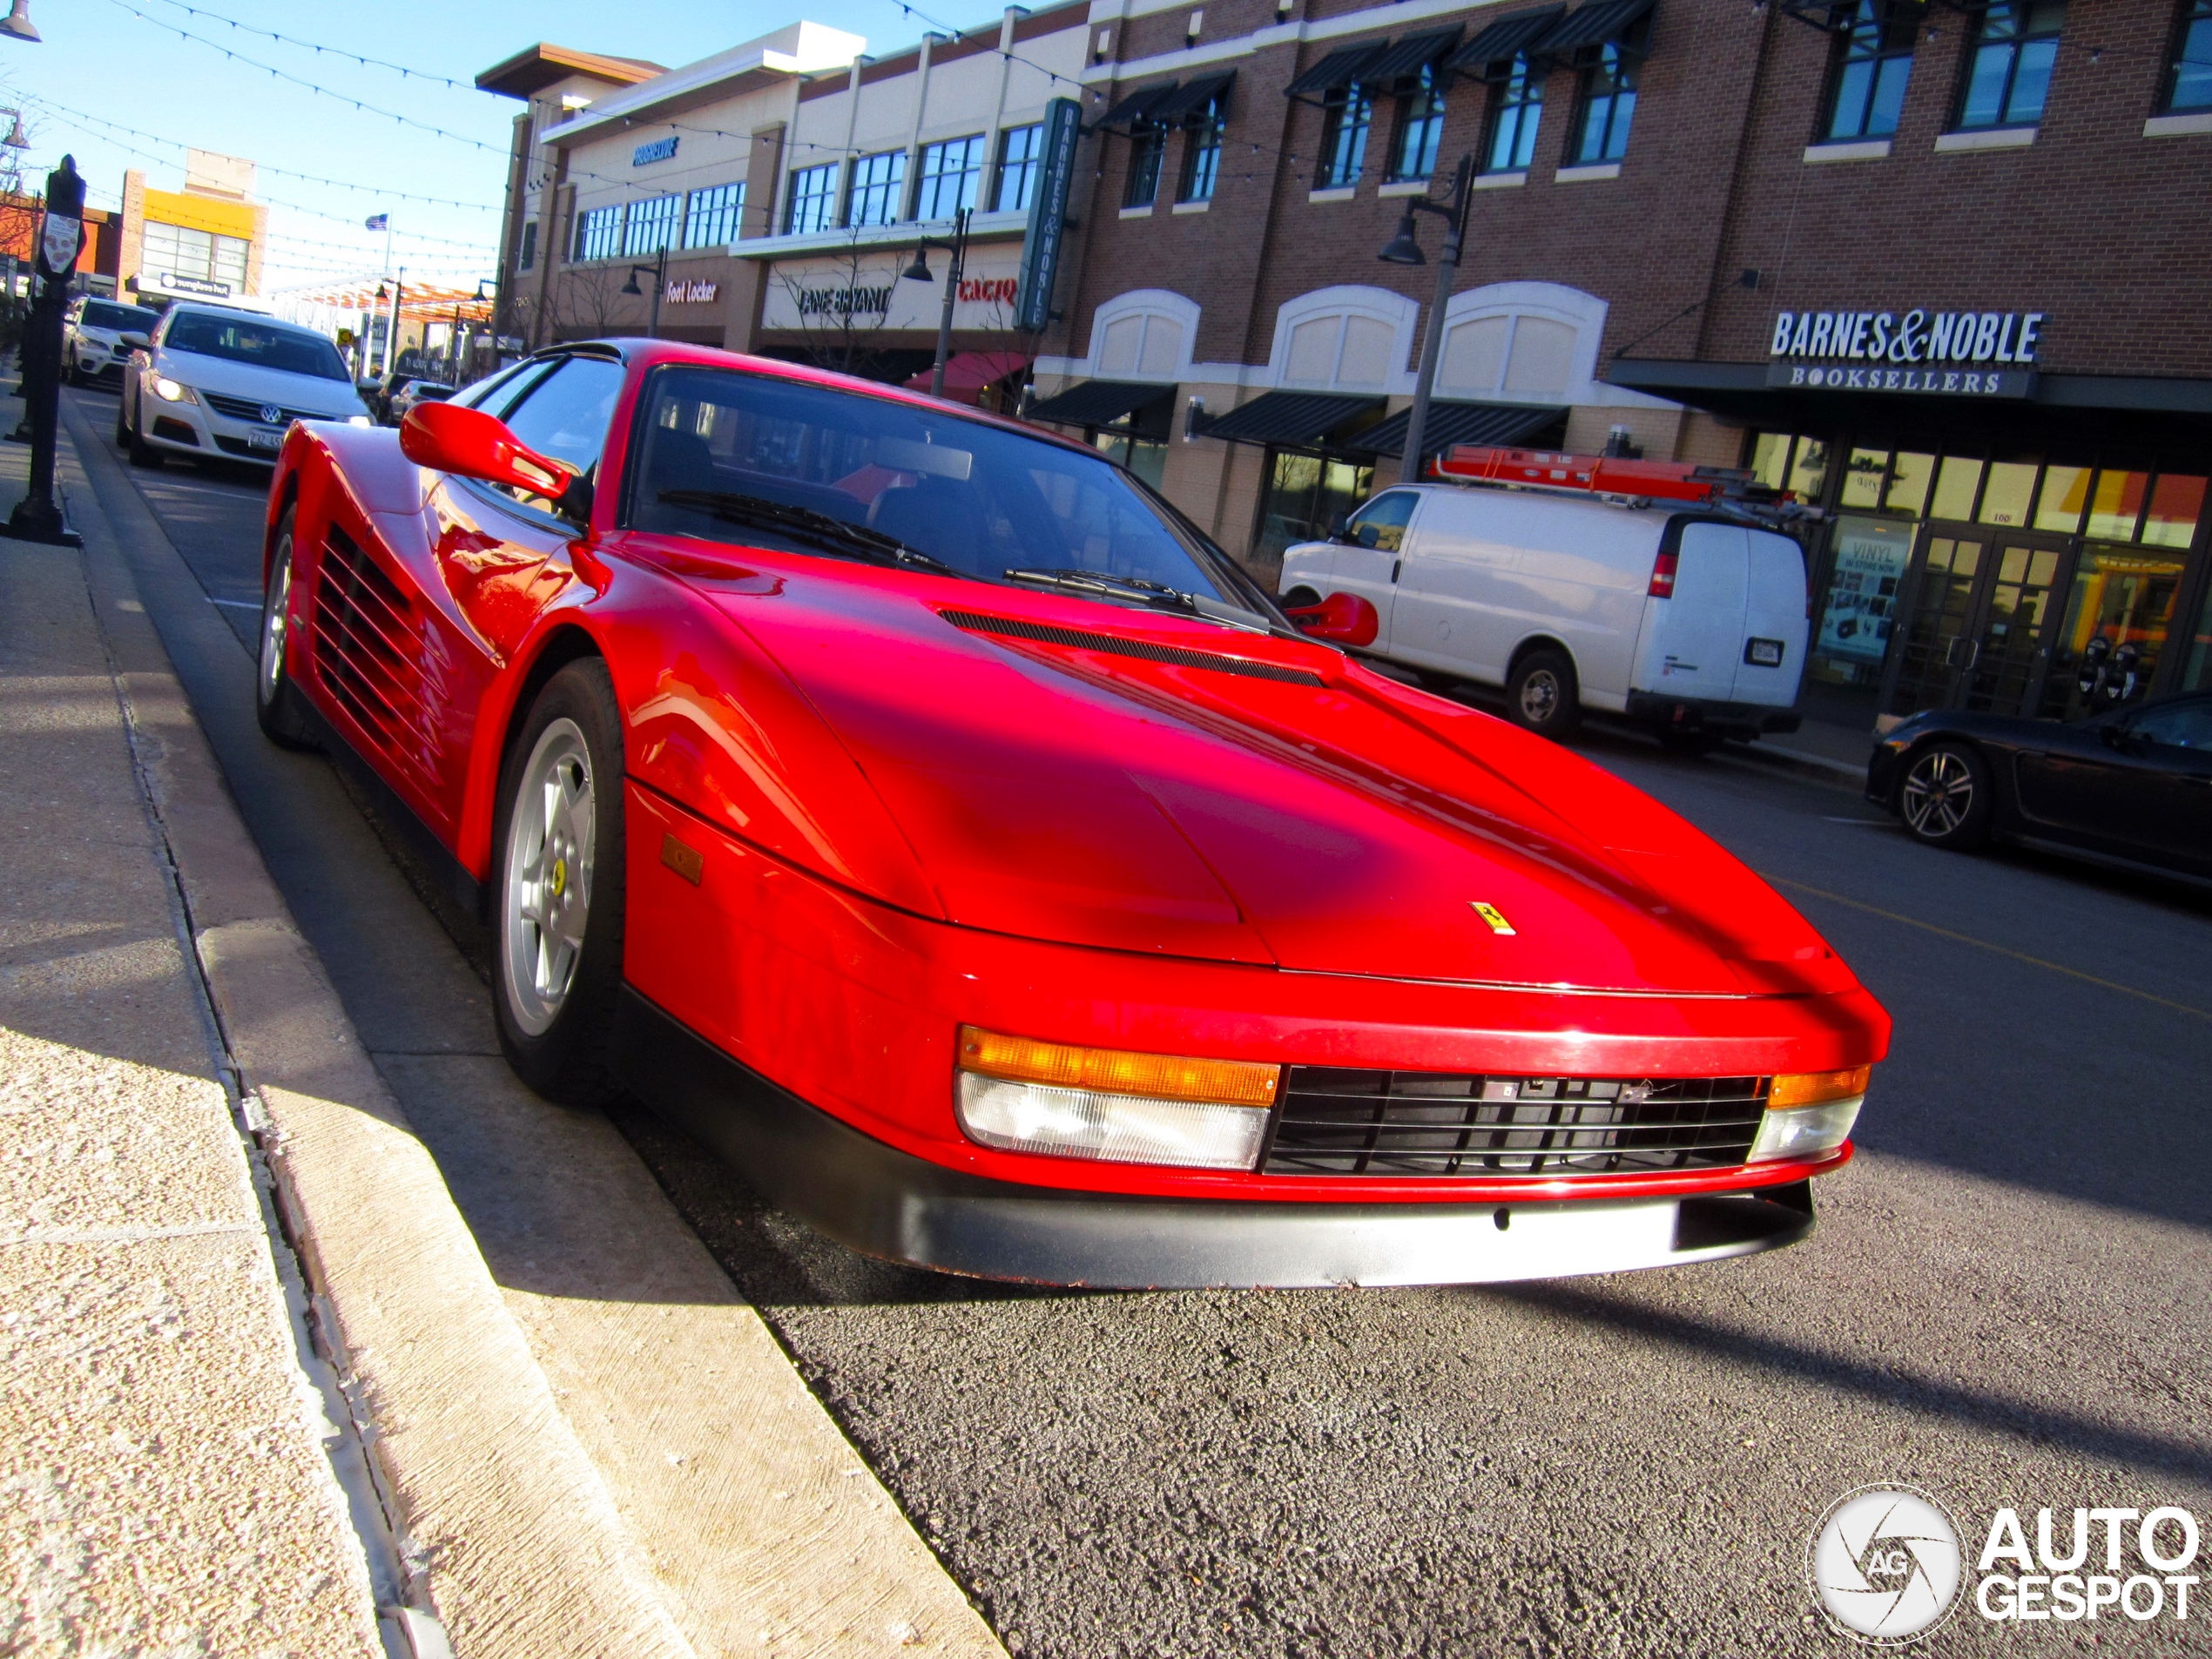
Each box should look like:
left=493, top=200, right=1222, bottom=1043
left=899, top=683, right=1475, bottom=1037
left=1015, top=97, right=1081, bottom=335
left=761, top=252, right=1025, bottom=334
left=1817, top=517, right=1914, bottom=664
left=1767, top=362, right=2035, bottom=398
left=1770, top=308, right=2046, bottom=367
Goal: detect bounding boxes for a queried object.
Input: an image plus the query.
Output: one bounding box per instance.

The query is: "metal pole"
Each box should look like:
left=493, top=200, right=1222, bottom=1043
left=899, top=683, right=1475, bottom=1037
left=1399, top=154, right=1474, bottom=486
left=392, top=267, right=406, bottom=371
left=648, top=246, right=665, bottom=337
left=928, top=207, right=968, bottom=399
left=8, top=155, right=84, bottom=544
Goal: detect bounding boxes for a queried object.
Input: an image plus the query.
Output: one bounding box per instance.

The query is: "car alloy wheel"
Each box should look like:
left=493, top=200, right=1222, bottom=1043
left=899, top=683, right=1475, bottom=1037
left=503, top=718, right=597, bottom=1038
left=1898, top=743, right=1991, bottom=850
left=254, top=515, right=317, bottom=748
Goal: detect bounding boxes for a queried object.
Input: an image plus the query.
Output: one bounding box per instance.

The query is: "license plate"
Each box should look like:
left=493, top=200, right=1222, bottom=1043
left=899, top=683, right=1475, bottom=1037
left=247, top=429, right=283, bottom=454
left=1744, top=637, right=1785, bottom=667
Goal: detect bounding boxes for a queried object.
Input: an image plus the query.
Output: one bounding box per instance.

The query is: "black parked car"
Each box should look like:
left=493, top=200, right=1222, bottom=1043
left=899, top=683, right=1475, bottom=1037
left=1868, top=691, right=2212, bottom=878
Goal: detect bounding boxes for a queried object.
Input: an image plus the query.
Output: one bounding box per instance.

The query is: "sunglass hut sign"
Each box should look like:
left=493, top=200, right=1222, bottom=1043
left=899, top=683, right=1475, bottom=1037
left=1768, top=308, right=2044, bottom=397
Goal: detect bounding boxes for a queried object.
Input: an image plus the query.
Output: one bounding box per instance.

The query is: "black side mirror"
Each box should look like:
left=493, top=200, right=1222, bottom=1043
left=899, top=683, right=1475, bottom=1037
left=118, top=331, right=150, bottom=352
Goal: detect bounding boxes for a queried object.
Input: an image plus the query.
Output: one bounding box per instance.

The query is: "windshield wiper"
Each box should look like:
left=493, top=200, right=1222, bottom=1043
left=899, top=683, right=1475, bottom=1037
left=1001, top=567, right=1271, bottom=632
left=658, top=489, right=964, bottom=577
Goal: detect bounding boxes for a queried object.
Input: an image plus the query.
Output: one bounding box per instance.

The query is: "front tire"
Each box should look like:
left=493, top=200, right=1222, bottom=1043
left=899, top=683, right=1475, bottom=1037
left=1506, top=649, right=1581, bottom=738
left=493, top=660, right=627, bottom=1105
left=125, top=393, right=163, bottom=468
left=1898, top=741, right=1992, bottom=850
left=255, top=509, right=318, bottom=749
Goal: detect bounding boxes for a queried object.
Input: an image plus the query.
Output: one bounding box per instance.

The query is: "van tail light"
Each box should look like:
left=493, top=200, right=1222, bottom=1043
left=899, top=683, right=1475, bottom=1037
left=1648, top=550, right=1679, bottom=598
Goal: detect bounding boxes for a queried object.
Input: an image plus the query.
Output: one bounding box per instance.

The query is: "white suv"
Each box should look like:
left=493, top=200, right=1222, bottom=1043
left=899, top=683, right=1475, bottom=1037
left=64, top=297, right=161, bottom=387
left=118, top=303, right=370, bottom=467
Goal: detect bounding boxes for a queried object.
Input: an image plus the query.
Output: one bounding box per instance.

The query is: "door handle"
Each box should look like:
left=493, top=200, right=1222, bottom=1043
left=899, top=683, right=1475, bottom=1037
left=1391, top=558, right=1402, bottom=583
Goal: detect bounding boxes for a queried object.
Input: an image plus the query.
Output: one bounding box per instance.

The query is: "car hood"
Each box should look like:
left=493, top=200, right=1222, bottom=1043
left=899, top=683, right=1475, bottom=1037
left=156, top=347, right=366, bottom=417
left=705, top=574, right=1857, bottom=998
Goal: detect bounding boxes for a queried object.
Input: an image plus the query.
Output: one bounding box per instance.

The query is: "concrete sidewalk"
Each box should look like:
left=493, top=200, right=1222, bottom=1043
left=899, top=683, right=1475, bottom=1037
left=0, top=402, right=387, bottom=1653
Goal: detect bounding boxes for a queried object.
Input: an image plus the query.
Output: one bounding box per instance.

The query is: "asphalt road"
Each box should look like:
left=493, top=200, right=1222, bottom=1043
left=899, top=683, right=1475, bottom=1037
left=70, top=384, right=2212, bottom=1657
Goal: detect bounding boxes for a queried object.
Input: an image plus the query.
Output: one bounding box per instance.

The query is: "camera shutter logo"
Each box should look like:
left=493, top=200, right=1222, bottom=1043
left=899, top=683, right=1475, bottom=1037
left=1810, top=1487, right=1964, bottom=1644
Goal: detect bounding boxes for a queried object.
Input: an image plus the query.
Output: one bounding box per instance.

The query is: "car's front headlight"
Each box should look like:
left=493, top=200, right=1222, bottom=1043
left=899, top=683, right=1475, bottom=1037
left=1748, top=1066, right=1869, bottom=1163
left=152, top=374, right=195, bottom=404
left=954, top=1025, right=1279, bottom=1171
left=346, top=415, right=372, bottom=427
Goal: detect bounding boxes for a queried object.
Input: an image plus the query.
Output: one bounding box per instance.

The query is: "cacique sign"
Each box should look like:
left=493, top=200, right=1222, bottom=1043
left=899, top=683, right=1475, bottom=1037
left=1768, top=307, right=2046, bottom=398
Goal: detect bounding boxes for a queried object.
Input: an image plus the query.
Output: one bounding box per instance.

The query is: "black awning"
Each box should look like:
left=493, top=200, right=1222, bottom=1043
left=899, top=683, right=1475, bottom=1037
left=1150, top=71, right=1236, bottom=122
left=1097, top=82, right=1177, bottom=129
left=1343, top=400, right=1568, bottom=460
left=1284, top=42, right=1387, bottom=97
left=1027, top=379, right=1177, bottom=428
left=1200, top=391, right=1385, bottom=447
left=1538, top=0, right=1656, bottom=53
left=1364, top=29, right=1462, bottom=83
left=1451, top=7, right=1566, bottom=68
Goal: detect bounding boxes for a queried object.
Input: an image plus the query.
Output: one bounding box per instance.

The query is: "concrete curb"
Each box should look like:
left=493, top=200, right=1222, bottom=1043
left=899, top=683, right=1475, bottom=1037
left=62, top=406, right=701, bottom=1656
left=57, top=394, right=1009, bottom=1658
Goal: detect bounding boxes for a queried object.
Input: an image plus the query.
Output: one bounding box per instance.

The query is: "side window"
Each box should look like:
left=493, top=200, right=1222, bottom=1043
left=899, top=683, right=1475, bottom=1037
left=1346, top=489, right=1420, bottom=551
left=502, top=357, right=626, bottom=478
left=1823, top=0, right=1919, bottom=142
left=2130, top=698, right=2212, bottom=751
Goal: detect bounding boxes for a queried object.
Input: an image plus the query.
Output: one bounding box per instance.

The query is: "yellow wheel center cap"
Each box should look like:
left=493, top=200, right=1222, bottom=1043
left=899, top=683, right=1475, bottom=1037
left=550, top=858, right=567, bottom=898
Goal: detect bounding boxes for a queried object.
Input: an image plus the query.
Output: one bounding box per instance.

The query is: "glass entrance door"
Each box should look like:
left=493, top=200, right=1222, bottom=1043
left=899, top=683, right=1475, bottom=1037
left=1884, top=529, right=2067, bottom=718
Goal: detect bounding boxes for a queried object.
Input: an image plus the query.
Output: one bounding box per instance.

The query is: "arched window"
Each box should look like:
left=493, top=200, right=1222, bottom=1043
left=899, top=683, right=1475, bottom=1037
left=1087, top=289, right=1198, bottom=381
left=1269, top=287, right=1420, bottom=393
left=1434, top=283, right=1606, bottom=403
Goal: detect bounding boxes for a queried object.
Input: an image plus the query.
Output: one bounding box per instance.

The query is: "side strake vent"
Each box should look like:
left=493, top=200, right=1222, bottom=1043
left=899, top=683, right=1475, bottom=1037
left=941, top=609, right=1324, bottom=686
left=312, top=526, right=428, bottom=781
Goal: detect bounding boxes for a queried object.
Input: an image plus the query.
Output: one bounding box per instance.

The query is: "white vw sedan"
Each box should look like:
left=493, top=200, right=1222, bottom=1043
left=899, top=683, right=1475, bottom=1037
left=118, top=303, right=370, bottom=468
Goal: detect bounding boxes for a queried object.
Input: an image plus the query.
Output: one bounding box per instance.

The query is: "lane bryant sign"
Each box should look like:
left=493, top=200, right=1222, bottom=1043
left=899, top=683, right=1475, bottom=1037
left=1767, top=307, right=2045, bottom=398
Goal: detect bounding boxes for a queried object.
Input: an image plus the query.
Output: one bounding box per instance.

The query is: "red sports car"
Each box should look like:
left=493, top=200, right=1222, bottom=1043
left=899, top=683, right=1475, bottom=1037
left=255, top=339, right=1889, bottom=1288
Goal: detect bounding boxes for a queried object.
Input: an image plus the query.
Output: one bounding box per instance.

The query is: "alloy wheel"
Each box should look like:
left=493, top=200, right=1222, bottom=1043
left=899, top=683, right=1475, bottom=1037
left=259, top=539, right=293, bottom=708
left=1901, top=749, right=1973, bottom=838
left=502, top=718, right=596, bottom=1036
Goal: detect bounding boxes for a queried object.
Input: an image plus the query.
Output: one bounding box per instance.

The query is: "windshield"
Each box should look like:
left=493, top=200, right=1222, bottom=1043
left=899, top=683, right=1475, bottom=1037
left=624, top=365, right=1268, bottom=614
left=82, top=301, right=158, bottom=334
left=164, top=312, right=350, bottom=383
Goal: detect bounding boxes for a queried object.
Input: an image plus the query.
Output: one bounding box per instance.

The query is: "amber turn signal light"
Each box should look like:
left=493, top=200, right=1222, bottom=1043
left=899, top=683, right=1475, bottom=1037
left=956, top=1026, right=1282, bottom=1108
left=1769, top=1066, right=1871, bottom=1109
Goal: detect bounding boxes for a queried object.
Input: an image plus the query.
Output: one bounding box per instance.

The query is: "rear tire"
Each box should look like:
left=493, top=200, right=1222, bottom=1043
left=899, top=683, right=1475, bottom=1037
left=1898, top=741, right=1992, bottom=850
left=1506, top=649, right=1581, bottom=739
left=254, top=509, right=318, bottom=750
left=492, top=659, right=628, bottom=1106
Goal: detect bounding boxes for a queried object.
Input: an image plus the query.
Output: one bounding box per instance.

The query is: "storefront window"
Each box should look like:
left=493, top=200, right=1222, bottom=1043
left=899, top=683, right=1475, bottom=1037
left=1093, top=430, right=1167, bottom=491
left=2041, top=546, right=2187, bottom=718
left=1976, top=461, right=2037, bottom=528
left=1750, top=431, right=1793, bottom=489
left=2033, top=464, right=2089, bottom=533
left=1931, top=455, right=1984, bottom=520
left=1254, top=451, right=1374, bottom=571
left=1810, top=515, right=1914, bottom=690
left=1885, top=451, right=1934, bottom=516
left=2142, top=473, right=2208, bottom=549
left=2184, top=582, right=2212, bottom=691
left=1787, top=437, right=1830, bottom=501
left=1838, top=448, right=1888, bottom=509
left=2086, top=469, right=2148, bottom=539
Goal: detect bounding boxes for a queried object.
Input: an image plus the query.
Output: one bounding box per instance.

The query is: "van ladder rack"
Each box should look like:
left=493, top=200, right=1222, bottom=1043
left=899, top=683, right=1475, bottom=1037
left=1431, top=445, right=1825, bottom=526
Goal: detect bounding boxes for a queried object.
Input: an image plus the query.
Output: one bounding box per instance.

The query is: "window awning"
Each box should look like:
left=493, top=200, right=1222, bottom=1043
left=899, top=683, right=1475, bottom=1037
left=1341, top=400, right=1568, bottom=461
left=1451, top=7, right=1567, bottom=69
left=903, top=352, right=1032, bottom=405
left=1097, top=82, right=1177, bottom=129
left=1538, top=0, right=1656, bottom=54
left=1364, top=29, right=1463, bottom=84
left=1199, top=391, right=1385, bottom=448
left=1284, top=42, right=1387, bottom=98
left=1149, top=71, right=1236, bottom=122
left=1026, top=379, right=1177, bottom=428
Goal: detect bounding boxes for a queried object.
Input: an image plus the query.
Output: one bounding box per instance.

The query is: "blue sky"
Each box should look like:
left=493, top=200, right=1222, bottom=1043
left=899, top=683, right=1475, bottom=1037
left=4, top=0, right=1015, bottom=296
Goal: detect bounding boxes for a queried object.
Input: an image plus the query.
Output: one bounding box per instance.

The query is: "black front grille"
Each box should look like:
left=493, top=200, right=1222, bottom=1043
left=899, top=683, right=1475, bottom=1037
left=204, top=391, right=324, bottom=426
left=1264, top=1066, right=1769, bottom=1178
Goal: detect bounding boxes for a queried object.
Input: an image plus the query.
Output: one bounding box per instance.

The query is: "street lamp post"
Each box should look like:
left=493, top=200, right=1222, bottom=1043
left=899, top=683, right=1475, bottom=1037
left=1378, top=153, right=1475, bottom=486
left=622, top=248, right=668, bottom=337
left=900, top=206, right=971, bottom=399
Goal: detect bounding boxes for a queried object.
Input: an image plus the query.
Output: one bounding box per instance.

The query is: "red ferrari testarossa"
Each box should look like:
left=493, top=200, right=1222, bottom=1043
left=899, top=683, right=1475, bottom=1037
left=254, top=339, right=1888, bottom=1287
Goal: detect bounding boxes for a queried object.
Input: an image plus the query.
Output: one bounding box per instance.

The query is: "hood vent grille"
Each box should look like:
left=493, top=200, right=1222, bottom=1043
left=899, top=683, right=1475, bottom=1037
left=942, top=609, right=1322, bottom=686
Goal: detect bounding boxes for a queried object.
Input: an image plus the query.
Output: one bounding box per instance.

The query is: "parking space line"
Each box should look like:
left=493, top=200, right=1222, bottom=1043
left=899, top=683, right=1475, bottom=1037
left=1769, top=875, right=2212, bottom=1022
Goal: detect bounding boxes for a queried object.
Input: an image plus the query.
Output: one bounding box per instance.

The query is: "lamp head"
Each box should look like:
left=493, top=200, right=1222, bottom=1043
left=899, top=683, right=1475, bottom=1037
left=901, top=249, right=934, bottom=282
left=620, top=270, right=643, bottom=296
left=1378, top=213, right=1426, bottom=266
left=1, top=111, right=26, bottom=149
left=0, top=0, right=40, bottom=43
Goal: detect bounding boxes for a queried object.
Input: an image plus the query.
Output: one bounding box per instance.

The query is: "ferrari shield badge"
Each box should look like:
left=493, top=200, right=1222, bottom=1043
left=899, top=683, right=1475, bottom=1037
left=1470, top=901, right=1516, bottom=936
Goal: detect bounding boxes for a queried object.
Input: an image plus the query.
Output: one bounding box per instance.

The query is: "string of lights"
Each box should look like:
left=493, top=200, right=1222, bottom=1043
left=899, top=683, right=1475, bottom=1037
left=134, top=0, right=479, bottom=91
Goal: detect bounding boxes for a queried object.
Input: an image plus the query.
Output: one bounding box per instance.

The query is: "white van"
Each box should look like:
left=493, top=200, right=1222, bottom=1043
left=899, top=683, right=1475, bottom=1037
left=1278, top=482, right=1809, bottom=747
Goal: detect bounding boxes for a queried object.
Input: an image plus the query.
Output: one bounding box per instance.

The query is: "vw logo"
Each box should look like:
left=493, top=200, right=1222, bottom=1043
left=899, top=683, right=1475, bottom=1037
left=1810, top=1486, right=1965, bottom=1644
left=259, top=403, right=284, bottom=426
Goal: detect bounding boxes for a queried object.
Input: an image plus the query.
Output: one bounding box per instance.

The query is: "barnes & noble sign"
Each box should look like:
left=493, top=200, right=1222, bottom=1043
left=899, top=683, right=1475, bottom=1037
left=1767, top=307, right=2044, bottom=398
